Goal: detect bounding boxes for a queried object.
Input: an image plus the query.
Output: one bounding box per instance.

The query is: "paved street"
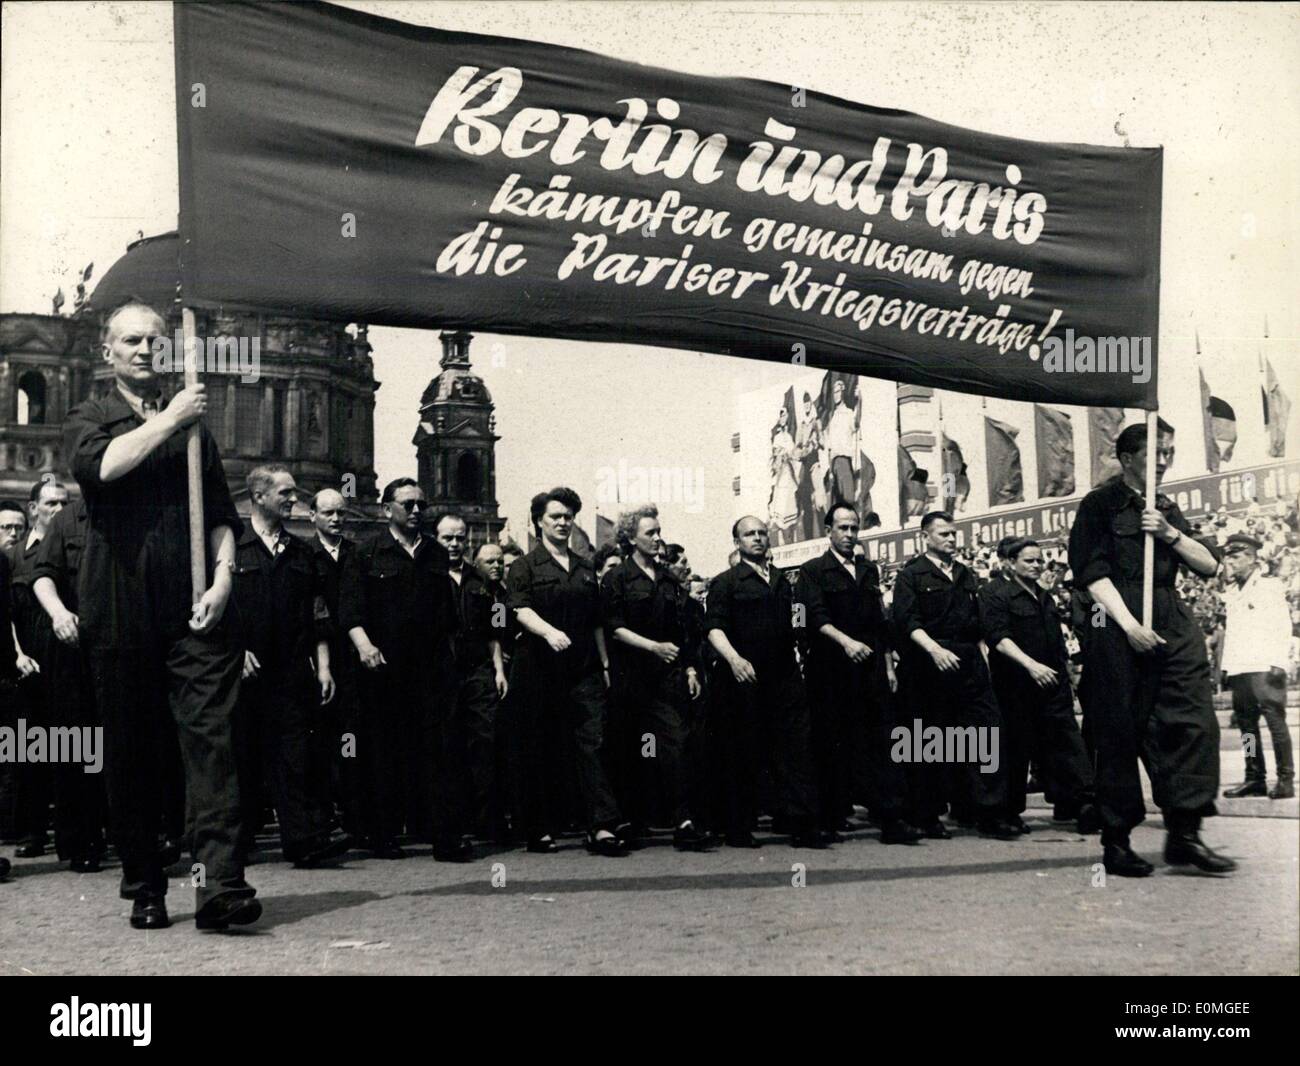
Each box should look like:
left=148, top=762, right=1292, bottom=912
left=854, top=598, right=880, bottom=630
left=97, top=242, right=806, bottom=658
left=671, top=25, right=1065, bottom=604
left=2, top=793, right=1294, bottom=976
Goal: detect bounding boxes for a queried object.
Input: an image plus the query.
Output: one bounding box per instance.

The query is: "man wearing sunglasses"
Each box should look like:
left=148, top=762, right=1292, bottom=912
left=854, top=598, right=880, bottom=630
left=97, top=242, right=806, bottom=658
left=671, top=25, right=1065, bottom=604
left=339, top=478, right=466, bottom=860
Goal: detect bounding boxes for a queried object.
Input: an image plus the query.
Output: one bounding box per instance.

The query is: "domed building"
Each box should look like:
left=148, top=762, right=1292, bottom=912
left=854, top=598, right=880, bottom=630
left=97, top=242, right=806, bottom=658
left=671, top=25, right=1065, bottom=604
left=0, top=232, right=382, bottom=534
left=414, top=330, right=505, bottom=550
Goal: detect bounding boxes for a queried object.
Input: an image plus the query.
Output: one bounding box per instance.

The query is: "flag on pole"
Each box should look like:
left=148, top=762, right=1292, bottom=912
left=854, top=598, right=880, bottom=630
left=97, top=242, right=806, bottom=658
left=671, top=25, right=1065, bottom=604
left=984, top=417, right=1024, bottom=505
left=898, top=446, right=929, bottom=522
left=595, top=513, right=616, bottom=549
left=939, top=433, right=970, bottom=513
left=1198, top=365, right=1220, bottom=473
left=1263, top=357, right=1291, bottom=458
left=1034, top=405, right=1075, bottom=497
left=1088, top=407, right=1125, bottom=486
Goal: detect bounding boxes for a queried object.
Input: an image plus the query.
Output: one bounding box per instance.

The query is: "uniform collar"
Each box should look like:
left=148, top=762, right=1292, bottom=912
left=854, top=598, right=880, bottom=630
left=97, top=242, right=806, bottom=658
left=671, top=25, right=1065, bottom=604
left=115, top=382, right=165, bottom=421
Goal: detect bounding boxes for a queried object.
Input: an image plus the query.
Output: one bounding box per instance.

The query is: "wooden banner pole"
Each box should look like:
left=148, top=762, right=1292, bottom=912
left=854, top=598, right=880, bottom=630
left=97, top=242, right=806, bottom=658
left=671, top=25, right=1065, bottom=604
left=1142, top=408, right=1157, bottom=628
left=182, top=306, right=206, bottom=603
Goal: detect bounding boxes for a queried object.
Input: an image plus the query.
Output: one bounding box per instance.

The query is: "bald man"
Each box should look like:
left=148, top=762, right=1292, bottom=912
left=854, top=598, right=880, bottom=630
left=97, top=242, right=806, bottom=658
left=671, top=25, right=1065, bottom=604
left=309, top=487, right=366, bottom=840
left=705, top=516, right=826, bottom=848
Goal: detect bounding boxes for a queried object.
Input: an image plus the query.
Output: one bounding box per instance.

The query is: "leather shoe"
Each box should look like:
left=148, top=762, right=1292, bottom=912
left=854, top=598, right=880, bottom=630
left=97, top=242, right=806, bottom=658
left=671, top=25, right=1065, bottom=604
left=790, top=830, right=832, bottom=849
left=70, top=855, right=103, bottom=874
left=195, top=894, right=262, bottom=930
left=1270, top=780, right=1295, bottom=800
left=725, top=832, right=761, bottom=849
left=288, top=831, right=353, bottom=868
left=977, top=819, right=1023, bottom=841
left=672, top=823, right=715, bottom=851
left=879, top=820, right=923, bottom=845
left=1222, top=780, right=1268, bottom=798
left=433, top=840, right=474, bottom=862
left=0, top=856, right=11, bottom=880
left=526, top=837, right=559, bottom=854
left=1008, top=816, right=1032, bottom=835
left=1164, top=831, right=1236, bottom=874
left=1052, top=803, right=1080, bottom=822
left=1102, top=843, right=1154, bottom=877
left=585, top=832, right=628, bottom=857
left=14, top=840, right=45, bottom=859
left=130, top=897, right=171, bottom=930
left=922, top=820, right=951, bottom=840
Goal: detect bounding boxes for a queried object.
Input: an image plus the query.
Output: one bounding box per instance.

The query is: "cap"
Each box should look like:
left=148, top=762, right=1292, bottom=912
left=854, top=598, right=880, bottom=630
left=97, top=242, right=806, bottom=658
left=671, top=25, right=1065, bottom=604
left=1223, top=533, right=1262, bottom=552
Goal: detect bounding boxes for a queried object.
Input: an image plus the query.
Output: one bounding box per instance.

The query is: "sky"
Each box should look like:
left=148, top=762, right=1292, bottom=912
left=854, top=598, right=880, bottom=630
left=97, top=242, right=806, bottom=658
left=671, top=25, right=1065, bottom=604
left=2, top=1, right=1297, bottom=573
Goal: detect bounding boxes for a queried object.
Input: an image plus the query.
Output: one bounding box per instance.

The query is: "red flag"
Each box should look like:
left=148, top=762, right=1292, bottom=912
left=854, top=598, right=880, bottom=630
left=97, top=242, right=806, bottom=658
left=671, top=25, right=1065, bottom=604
left=1088, top=407, right=1125, bottom=486
left=984, top=417, right=1024, bottom=505
left=1034, top=405, right=1075, bottom=498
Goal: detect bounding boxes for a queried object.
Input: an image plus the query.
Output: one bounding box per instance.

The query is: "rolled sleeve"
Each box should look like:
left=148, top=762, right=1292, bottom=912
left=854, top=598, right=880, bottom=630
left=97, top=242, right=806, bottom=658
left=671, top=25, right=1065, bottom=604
left=601, top=567, right=628, bottom=633
left=891, top=570, right=922, bottom=640
left=506, top=556, right=535, bottom=614
left=796, top=567, right=830, bottom=632
left=979, top=584, right=1013, bottom=649
left=337, top=548, right=367, bottom=635
left=64, top=401, right=112, bottom=495
left=1068, top=494, right=1113, bottom=588
left=31, top=516, right=68, bottom=588
left=704, top=573, right=733, bottom=636
left=201, top=429, right=242, bottom=539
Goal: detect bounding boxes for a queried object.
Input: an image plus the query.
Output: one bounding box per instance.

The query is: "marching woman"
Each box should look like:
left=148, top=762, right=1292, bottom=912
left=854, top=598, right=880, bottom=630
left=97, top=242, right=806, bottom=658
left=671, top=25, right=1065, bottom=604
left=506, top=487, right=626, bottom=856
left=978, top=538, right=1097, bottom=834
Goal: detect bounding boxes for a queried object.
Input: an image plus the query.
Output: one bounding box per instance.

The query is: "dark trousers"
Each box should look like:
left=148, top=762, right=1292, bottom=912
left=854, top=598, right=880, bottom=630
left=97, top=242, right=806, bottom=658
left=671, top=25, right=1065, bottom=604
left=1079, top=590, right=1219, bottom=835
left=1229, top=671, right=1293, bottom=783
left=89, top=631, right=251, bottom=908
left=355, top=657, right=463, bottom=845
left=355, top=664, right=408, bottom=844
left=49, top=649, right=108, bottom=860
left=849, top=663, right=910, bottom=823
left=508, top=653, right=620, bottom=839
left=312, top=663, right=366, bottom=837
left=899, top=642, right=1008, bottom=825
left=994, top=670, right=1094, bottom=816
left=710, top=657, right=818, bottom=837
left=457, top=661, right=502, bottom=836
left=612, top=666, right=694, bottom=828
left=233, top=666, right=330, bottom=854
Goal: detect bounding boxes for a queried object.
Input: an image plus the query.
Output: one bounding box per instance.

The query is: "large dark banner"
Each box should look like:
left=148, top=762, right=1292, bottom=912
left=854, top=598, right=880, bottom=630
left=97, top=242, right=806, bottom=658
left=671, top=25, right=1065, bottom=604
left=174, top=1, right=1162, bottom=407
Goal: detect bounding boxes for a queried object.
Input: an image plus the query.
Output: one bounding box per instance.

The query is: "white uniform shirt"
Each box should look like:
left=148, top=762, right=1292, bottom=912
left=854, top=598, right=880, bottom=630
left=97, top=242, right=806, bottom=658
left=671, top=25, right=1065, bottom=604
left=1221, top=567, right=1293, bottom=676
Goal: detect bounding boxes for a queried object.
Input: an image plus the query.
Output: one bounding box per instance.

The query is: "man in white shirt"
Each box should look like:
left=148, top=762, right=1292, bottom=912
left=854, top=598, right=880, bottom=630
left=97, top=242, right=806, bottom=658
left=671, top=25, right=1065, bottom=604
left=1220, top=534, right=1294, bottom=799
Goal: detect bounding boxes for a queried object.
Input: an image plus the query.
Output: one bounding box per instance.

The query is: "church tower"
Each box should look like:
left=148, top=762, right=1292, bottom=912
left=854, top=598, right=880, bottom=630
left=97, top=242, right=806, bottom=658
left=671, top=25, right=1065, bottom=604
left=413, top=331, right=504, bottom=549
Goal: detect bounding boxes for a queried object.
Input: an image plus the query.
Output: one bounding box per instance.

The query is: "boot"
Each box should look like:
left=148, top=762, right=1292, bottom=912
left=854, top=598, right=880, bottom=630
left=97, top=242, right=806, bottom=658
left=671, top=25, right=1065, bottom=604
left=1268, top=779, right=1295, bottom=800
left=1164, top=813, right=1236, bottom=874
left=1101, top=829, right=1153, bottom=877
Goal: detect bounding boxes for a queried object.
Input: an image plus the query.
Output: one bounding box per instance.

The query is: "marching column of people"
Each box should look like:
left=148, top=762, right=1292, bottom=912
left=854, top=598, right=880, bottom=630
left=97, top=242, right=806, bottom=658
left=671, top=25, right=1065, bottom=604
left=7, top=351, right=1261, bottom=915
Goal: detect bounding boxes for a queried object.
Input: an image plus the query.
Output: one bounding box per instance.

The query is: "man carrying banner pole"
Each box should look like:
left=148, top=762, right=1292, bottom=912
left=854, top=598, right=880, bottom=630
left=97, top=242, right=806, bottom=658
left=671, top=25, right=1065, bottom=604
left=1068, top=414, right=1234, bottom=878
left=65, top=302, right=259, bottom=930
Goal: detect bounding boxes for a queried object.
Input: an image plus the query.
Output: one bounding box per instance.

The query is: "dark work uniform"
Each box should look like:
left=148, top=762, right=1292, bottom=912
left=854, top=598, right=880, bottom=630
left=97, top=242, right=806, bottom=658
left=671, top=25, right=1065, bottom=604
left=229, top=522, right=333, bottom=858
left=447, top=560, right=504, bottom=838
left=506, top=543, right=621, bottom=839
left=338, top=531, right=460, bottom=847
left=602, top=556, right=699, bottom=829
left=1067, top=476, right=1221, bottom=836
left=8, top=529, right=55, bottom=849
left=64, top=390, right=252, bottom=910
left=979, top=573, right=1094, bottom=818
left=0, top=552, right=15, bottom=675
left=0, top=551, right=19, bottom=841
left=30, top=499, right=109, bottom=861
left=310, top=534, right=365, bottom=838
left=797, top=549, right=907, bottom=829
left=892, top=554, right=1008, bottom=825
left=705, top=561, right=818, bottom=838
